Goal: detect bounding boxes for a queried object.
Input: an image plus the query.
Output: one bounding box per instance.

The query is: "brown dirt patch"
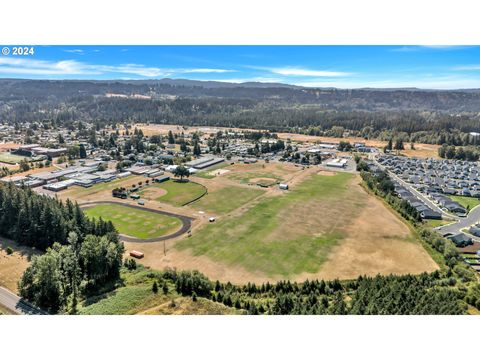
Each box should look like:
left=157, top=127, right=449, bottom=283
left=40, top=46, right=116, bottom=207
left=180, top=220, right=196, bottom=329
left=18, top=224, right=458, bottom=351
left=0, top=237, right=40, bottom=293
left=138, top=187, right=167, bottom=200
left=317, top=170, right=336, bottom=176
left=305, top=191, right=439, bottom=281
left=207, top=168, right=230, bottom=177
left=0, top=143, right=20, bottom=150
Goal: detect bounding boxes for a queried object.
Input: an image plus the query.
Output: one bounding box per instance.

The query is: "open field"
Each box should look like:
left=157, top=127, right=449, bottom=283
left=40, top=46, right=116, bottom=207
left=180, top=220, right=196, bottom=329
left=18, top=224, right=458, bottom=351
left=138, top=180, right=206, bottom=206
left=0, top=152, right=28, bottom=165
left=0, top=237, right=39, bottom=293
left=164, top=171, right=438, bottom=283
left=276, top=133, right=440, bottom=159
left=79, top=267, right=238, bottom=315
left=225, top=162, right=301, bottom=185
left=448, top=195, right=480, bottom=211
left=136, top=124, right=440, bottom=159
left=192, top=185, right=265, bottom=215
left=84, top=203, right=182, bottom=239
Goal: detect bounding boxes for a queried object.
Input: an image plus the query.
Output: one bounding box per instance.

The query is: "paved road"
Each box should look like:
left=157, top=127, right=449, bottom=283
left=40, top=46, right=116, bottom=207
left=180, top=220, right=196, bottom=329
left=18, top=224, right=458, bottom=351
left=80, top=201, right=194, bottom=243
left=0, top=287, right=48, bottom=315
left=373, top=158, right=457, bottom=220
left=437, top=205, right=480, bottom=242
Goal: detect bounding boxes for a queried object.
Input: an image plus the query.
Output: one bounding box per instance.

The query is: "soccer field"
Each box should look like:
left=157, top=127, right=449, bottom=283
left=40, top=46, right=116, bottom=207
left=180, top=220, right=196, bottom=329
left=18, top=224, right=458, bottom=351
left=0, top=152, right=28, bottom=164
left=84, top=203, right=182, bottom=239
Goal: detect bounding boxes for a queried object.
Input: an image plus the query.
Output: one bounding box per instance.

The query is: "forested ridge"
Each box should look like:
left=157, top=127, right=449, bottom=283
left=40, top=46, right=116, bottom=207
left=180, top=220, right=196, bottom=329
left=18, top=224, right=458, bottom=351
left=2, top=79, right=480, bottom=147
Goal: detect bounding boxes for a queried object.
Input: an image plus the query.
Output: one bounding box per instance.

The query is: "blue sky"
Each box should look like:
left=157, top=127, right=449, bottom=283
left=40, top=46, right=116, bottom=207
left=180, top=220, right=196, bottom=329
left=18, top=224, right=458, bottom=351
left=1, top=45, right=480, bottom=89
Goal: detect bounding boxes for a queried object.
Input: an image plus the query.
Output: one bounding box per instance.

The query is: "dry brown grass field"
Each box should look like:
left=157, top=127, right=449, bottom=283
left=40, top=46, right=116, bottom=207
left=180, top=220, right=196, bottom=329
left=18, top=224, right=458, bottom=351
left=0, top=237, right=39, bottom=292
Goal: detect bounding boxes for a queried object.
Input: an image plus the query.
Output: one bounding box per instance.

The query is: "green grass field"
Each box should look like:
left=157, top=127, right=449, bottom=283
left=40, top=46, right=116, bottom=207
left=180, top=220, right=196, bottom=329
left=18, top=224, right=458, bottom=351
left=0, top=152, right=28, bottom=164
left=84, top=203, right=181, bottom=239
left=140, top=180, right=206, bottom=206
left=227, top=171, right=283, bottom=184
left=192, top=186, right=265, bottom=214
left=177, top=172, right=361, bottom=277
left=448, top=195, right=480, bottom=211
left=424, top=219, right=454, bottom=228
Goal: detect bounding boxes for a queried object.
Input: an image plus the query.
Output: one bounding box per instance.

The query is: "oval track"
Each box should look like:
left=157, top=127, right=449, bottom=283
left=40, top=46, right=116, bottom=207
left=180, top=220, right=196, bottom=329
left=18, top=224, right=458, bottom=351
left=80, top=201, right=194, bottom=243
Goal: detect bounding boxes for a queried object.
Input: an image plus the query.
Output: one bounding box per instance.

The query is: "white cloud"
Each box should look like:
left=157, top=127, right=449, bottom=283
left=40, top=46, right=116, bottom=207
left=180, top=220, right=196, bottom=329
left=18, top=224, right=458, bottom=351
left=0, top=58, right=234, bottom=78
left=63, top=49, right=84, bottom=54
left=293, top=76, right=480, bottom=90
left=454, top=64, right=480, bottom=71
left=201, top=77, right=283, bottom=83
left=258, top=66, right=351, bottom=77
left=181, top=68, right=234, bottom=73
left=271, top=67, right=351, bottom=77
left=391, top=45, right=472, bottom=53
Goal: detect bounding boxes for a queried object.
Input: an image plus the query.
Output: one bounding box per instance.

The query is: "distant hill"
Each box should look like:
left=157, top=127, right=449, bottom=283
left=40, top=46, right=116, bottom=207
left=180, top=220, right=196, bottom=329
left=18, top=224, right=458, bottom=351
left=2, top=78, right=480, bottom=112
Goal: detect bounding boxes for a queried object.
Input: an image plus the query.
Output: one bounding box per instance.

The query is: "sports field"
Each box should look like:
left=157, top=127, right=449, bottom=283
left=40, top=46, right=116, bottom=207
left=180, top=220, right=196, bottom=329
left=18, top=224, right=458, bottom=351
left=0, top=152, right=28, bottom=165
left=192, top=185, right=265, bottom=214
left=176, top=172, right=356, bottom=277
left=84, top=203, right=182, bottom=239
left=139, top=180, right=206, bottom=206
left=171, top=171, right=438, bottom=282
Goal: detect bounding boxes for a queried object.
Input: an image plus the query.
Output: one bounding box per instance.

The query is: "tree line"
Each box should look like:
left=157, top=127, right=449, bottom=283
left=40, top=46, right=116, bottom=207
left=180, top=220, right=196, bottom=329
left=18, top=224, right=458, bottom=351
left=0, top=183, right=124, bottom=313
left=157, top=268, right=466, bottom=315
left=0, top=182, right=116, bottom=250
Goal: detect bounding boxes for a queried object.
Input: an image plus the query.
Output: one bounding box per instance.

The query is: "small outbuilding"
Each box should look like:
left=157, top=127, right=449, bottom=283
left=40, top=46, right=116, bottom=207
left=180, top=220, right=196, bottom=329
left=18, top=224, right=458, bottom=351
left=130, top=250, right=144, bottom=259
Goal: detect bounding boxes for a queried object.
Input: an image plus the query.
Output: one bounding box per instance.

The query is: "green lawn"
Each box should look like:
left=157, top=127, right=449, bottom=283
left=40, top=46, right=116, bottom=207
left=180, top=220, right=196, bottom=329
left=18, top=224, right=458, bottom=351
left=192, top=186, right=265, bottom=214
left=424, top=219, right=454, bottom=228
left=140, top=180, right=206, bottom=206
left=84, top=203, right=181, bottom=239
left=177, top=172, right=362, bottom=277
left=448, top=195, right=480, bottom=211
left=0, top=152, right=28, bottom=164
